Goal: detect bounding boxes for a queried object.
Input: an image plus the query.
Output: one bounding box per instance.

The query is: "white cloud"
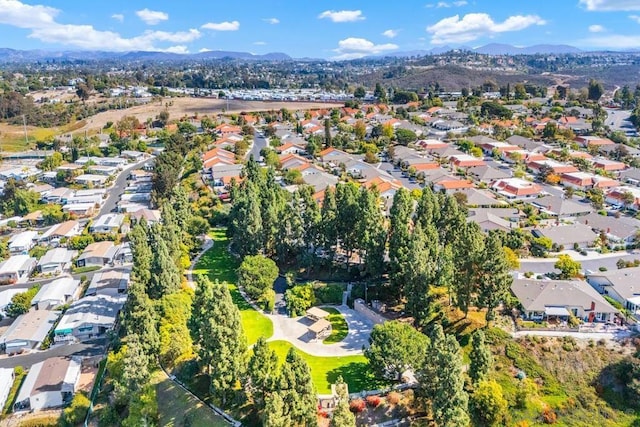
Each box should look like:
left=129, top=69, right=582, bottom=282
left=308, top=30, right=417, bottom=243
left=135, top=8, right=168, bottom=25
left=382, top=29, right=399, bottom=38
left=589, top=24, right=606, bottom=32
left=630, top=14, right=640, bottom=22
left=426, top=13, right=546, bottom=44
left=453, top=0, right=468, bottom=5
left=583, top=34, right=640, bottom=48
left=163, top=45, right=189, bottom=54
left=111, top=14, right=124, bottom=23
left=0, top=0, right=201, bottom=51
left=199, top=48, right=212, bottom=53
left=332, top=37, right=398, bottom=60
left=318, top=10, right=365, bottom=23
left=580, top=0, right=640, bottom=11
left=263, top=18, right=279, bottom=24
left=426, top=0, right=467, bottom=8
left=253, top=41, right=267, bottom=45
left=201, top=21, right=240, bottom=31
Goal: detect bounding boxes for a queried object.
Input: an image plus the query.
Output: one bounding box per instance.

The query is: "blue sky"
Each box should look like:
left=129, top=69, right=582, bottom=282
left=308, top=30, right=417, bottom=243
left=1, top=0, right=640, bottom=58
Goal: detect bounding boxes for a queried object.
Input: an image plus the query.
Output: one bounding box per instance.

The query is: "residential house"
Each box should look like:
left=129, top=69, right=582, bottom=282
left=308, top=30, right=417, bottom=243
left=0, top=255, right=37, bottom=284
left=467, top=165, right=511, bottom=183
left=588, top=267, right=640, bottom=316
left=449, top=154, right=486, bottom=168
left=0, top=289, right=22, bottom=317
left=317, top=147, right=354, bottom=166
left=511, top=279, right=618, bottom=323
left=42, top=187, right=74, bottom=204
left=53, top=294, right=126, bottom=343
left=530, top=195, right=593, bottom=218
left=209, top=164, right=244, bottom=190
left=455, top=188, right=505, bottom=207
left=620, top=168, right=640, bottom=187
left=74, top=174, right=108, bottom=187
left=0, top=368, right=13, bottom=412
left=592, top=158, right=627, bottom=173
left=62, top=203, right=96, bottom=217
left=89, top=214, right=124, bottom=234
left=275, top=142, right=306, bottom=156
left=13, top=357, right=81, bottom=411
left=492, top=178, right=543, bottom=200
left=75, top=242, right=118, bottom=268
left=129, top=209, right=162, bottom=225
left=8, top=231, right=38, bottom=254
left=575, top=136, right=614, bottom=147
left=37, top=248, right=77, bottom=274
left=532, top=223, right=599, bottom=249
left=606, top=186, right=640, bottom=210
left=87, top=165, right=118, bottom=176
left=0, top=309, right=59, bottom=353
left=561, top=171, right=619, bottom=191
left=506, top=135, right=548, bottom=152
left=39, top=220, right=81, bottom=243
left=479, top=140, right=520, bottom=156
left=31, top=277, right=81, bottom=310
left=527, top=159, right=578, bottom=175
left=467, top=209, right=513, bottom=232
left=128, top=169, right=154, bottom=182
left=85, top=266, right=130, bottom=296
left=579, top=213, right=640, bottom=247
left=433, top=177, right=475, bottom=194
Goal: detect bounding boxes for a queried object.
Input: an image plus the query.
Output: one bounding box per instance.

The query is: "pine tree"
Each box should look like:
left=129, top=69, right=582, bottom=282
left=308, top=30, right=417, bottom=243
left=330, top=376, right=355, bottom=427
left=299, top=185, right=322, bottom=273
left=278, top=347, right=317, bottom=426
left=122, top=281, right=159, bottom=360
left=388, top=188, right=413, bottom=300
left=148, top=239, right=181, bottom=299
left=405, top=223, right=439, bottom=325
left=415, top=185, right=439, bottom=229
left=432, top=333, right=469, bottom=427
left=264, top=392, right=290, bottom=427
left=320, top=187, right=338, bottom=265
left=335, top=183, right=359, bottom=268
left=230, top=181, right=264, bottom=257
left=469, top=330, right=492, bottom=385
left=452, top=221, right=485, bottom=317
left=260, top=169, right=285, bottom=257
left=247, top=337, right=279, bottom=409
left=129, top=220, right=152, bottom=288
left=115, top=333, right=151, bottom=402
left=189, top=275, right=247, bottom=406
left=356, top=186, right=387, bottom=279
left=477, top=232, right=513, bottom=323
left=324, top=118, right=332, bottom=147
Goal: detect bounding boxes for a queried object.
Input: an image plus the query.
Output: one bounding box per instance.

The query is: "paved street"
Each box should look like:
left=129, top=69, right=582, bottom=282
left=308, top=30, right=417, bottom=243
left=518, top=251, right=640, bottom=275
left=99, top=157, right=153, bottom=216
left=378, top=160, right=421, bottom=190
left=249, top=130, right=269, bottom=161
left=605, top=108, right=636, bottom=136
left=0, top=338, right=107, bottom=369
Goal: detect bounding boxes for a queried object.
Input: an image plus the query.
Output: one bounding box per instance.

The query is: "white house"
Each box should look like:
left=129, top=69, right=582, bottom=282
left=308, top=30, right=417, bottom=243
left=8, top=231, right=39, bottom=254
left=39, top=220, right=81, bottom=244
left=54, top=294, right=126, bottom=343
left=0, top=255, right=37, bottom=284
left=89, top=214, right=124, bottom=234
left=37, top=248, right=77, bottom=274
left=13, top=357, right=81, bottom=412
left=31, top=277, right=81, bottom=310
left=0, top=288, right=22, bottom=317
left=588, top=267, right=640, bottom=318
left=76, top=241, right=118, bottom=267
left=0, top=309, right=59, bottom=353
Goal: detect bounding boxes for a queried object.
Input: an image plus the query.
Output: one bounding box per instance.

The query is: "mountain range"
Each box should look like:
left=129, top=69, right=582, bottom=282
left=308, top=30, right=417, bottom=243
left=0, top=43, right=613, bottom=63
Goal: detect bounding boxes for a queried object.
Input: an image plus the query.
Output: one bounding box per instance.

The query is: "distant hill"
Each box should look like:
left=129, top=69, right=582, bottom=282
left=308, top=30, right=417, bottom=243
left=473, top=43, right=582, bottom=55
left=0, top=48, right=292, bottom=63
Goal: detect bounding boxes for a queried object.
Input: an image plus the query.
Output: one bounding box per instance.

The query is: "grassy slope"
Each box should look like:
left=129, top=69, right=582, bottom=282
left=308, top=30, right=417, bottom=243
left=153, top=370, right=228, bottom=427
left=267, top=340, right=388, bottom=394
left=193, top=228, right=273, bottom=345
left=322, top=307, right=349, bottom=344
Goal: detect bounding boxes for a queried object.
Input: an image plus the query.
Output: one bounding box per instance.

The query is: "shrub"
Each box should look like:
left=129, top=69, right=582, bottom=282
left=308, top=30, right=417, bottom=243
left=386, top=391, right=402, bottom=405
left=314, top=284, right=344, bottom=304
left=349, top=399, right=366, bottom=413
left=284, top=284, right=315, bottom=317
left=541, top=407, right=557, bottom=424
left=366, top=395, right=382, bottom=408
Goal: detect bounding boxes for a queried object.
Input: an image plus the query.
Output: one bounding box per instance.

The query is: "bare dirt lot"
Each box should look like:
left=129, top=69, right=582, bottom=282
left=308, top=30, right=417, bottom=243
left=75, top=98, right=340, bottom=134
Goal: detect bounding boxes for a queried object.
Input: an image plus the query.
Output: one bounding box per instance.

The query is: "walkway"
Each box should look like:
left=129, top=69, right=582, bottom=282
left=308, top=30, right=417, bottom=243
left=185, top=236, right=213, bottom=289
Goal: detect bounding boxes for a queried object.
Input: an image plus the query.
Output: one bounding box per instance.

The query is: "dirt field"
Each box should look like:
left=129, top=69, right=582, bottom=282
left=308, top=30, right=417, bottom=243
left=75, top=98, right=340, bottom=134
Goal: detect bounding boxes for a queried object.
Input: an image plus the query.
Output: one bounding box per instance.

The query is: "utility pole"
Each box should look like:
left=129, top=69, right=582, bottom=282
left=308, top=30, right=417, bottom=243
left=22, top=114, right=28, bottom=146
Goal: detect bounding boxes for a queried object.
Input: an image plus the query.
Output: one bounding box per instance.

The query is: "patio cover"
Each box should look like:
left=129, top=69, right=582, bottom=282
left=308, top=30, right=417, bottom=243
left=545, top=306, right=570, bottom=317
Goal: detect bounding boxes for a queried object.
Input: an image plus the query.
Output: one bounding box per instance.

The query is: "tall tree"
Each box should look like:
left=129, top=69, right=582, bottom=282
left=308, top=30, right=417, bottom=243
left=122, top=281, right=159, bottom=360
left=320, top=187, right=338, bottom=266
left=263, top=392, right=289, bottom=427
left=405, top=223, right=439, bottom=326
left=330, top=376, right=356, bottom=427
left=469, top=330, right=492, bottom=385
left=324, top=119, right=332, bottom=147
left=247, top=337, right=279, bottom=409
left=189, top=275, right=247, bottom=406
left=298, top=185, right=321, bottom=271
left=278, top=347, right=317, bottom=426
left=388, top=188, right=413, bottom=300
left=477, top=232, right=513, bottom=323
left=148, top=239, right=182, bottom=299
left=452, top=222, right=485, bottom=317
left=115, top=334, right=151, bottom=402
left=230, top=181, right=264, bottom=257
left=356, top=186, right=387, bottom=279
left=471, top=380, right=508, bottom=427
left=129, top=220, right=152, bottom=288
left=335, top=183, right=359, bottom=267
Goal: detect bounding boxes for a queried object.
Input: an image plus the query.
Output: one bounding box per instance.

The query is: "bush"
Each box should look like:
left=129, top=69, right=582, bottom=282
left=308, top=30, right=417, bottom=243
left=314, top=283, right=344, bottom=304
left=61, top=392, right=91, bottom=427
left=541, top=407, right=557, bottom=424
left=284, top=284, right=316, bottom=317
left=349, top=398, right=366, bottom=413
left=386, top=391, right=402, bottom=405
left=366, top=395, right=382, bottom=408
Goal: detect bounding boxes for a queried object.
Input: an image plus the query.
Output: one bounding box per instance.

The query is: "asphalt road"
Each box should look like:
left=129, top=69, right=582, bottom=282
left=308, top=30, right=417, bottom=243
left=605, top=108, right=635, bottom=135
left=0, top=338, right=107, bottom=369
left=378, top=160, right=422, bottom=190
left=518, top=252, right=640, bottom=275
left=249, top=130, right=268, bottom=161
left=99, top=157, right=154, bottom=216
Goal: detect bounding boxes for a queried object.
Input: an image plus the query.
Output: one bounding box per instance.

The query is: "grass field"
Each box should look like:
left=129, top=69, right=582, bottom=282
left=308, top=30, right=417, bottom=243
left=0, top=121, right=86, bottom=152
left=153, top=370, right=228, bottom=427
left=267, top=340, right=388, bottom=394
left=323, top=307, right=349, bottom=344
left=193, top=228, right=273, bottom=345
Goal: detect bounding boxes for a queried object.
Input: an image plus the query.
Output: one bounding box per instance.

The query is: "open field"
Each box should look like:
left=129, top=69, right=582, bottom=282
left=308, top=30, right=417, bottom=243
left=193, top=228, right=274, bottom=345
left=0, top=121, right=87, bottom=152
left=73, top=98, right=340, bottom=134
left=323, top=307, right=349, bottom=344
left=153, top=370, right=228, bottom=427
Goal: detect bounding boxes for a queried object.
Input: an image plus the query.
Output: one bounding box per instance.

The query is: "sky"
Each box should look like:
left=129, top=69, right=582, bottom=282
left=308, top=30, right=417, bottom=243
left=2, top=0, right=640, bottom=59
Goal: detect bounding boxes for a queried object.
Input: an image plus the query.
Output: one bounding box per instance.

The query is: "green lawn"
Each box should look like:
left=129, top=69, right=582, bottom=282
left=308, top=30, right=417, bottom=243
left=322, top=307, right=349, bottom=344
left=153, top=371, right=228, bottom=427
left=267, top=340, right=388, bottom=394
left=194, top=228, right=273, bottom=345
